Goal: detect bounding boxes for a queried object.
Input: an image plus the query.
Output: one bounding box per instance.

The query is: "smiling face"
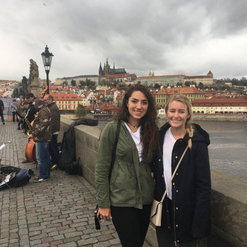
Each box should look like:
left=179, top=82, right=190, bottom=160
left=126, top=90, right=149, bottom=123
left=166, top=100, right=190, bottom=131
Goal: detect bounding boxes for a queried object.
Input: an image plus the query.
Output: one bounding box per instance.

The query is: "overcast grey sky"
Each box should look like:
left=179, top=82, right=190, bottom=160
left=1, top=0, right=247, bottom=82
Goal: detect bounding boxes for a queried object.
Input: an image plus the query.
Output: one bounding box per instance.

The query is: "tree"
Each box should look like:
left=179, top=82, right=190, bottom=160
left=154, top=83, right=160, bottom=90
left=63, top=81, right=68, bottom=87
left=184, top=81, right=190, bottom=87
left=80, top=81, right=86, bottom=87
left=71, top=80, right=76, bottom=86
left=198, top=82, right=204, bottom=89
left=75, top=104, right=86, bottom=118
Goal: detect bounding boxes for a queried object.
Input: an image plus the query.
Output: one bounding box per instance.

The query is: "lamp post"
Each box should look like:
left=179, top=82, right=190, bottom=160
left=41, top=45, right=54, bottom=94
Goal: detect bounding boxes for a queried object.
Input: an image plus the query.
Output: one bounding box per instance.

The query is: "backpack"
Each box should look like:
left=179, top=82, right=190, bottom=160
left=58, top=119, right=98, bottom=171
left=0, top=165, right=34, bottom=190
left=9, top=169, right=34, bottom=187
left=65, top=158, right=82, bottom=176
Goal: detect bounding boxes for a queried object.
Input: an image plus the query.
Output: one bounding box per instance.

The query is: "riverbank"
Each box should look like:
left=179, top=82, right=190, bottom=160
left=158, top=113, right=247, bottom=122
left=62, top=113, right=247, bottom=122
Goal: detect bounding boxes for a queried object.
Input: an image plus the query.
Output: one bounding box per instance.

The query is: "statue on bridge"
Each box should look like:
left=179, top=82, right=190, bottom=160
left=22, top=76, right=28, bottom=96
left=28, top=59, right=40, bottom=97
left=29, top=59, right=39, bottom=82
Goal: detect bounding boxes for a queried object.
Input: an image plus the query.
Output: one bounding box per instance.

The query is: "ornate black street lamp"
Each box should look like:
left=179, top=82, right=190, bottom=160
left=41, top=45, right=54, bottom=94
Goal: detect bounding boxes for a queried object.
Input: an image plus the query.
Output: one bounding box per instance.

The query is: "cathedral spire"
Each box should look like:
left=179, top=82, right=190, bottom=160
left=99, top=62, right=103, bottom=76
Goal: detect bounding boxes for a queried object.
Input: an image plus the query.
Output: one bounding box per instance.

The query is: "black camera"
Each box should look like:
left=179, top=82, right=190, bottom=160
left=94, top=205, right=101, bottom=230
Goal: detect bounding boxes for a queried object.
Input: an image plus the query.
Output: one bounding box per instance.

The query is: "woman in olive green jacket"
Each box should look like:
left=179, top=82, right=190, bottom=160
left=95, top=84, right=158, bottom=247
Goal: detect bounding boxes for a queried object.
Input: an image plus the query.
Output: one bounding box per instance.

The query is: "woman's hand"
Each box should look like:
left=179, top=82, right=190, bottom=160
left=97, top=207, right=112, bottom=221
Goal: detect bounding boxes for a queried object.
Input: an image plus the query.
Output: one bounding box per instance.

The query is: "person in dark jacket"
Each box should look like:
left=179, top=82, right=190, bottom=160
left=30, top=104, right=52, bottom=182
left=16, top=96, right=24, bottom=130
left=153, top=94, right=211, bottom=247
left=44, top=94, right=60, bottom=170
left=0, top=99, right=5, bottom=125
left=10, top=98, right=17, bottom=122
left=25, top=92, right=44, bottom=124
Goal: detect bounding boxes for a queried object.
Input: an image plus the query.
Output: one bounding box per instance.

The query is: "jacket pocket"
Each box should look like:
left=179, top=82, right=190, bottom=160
left=127, top=164, right=132, bottom=178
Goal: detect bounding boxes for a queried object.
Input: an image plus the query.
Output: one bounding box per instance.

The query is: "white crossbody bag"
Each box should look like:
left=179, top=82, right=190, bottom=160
left=150, top=146, right=189, bottom=227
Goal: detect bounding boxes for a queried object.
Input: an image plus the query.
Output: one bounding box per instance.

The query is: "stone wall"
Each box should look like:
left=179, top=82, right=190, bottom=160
left=211, top=170, right=247, bottom=247
left=59, top=117, right=247, bottom=247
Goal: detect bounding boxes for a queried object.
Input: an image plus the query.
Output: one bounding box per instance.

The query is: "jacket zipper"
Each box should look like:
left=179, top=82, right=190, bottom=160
left=172, top=143, right=178, bottom=246
left=172, top=140, right=187, bottom=246
left=173, top=159, right=177, bottom=245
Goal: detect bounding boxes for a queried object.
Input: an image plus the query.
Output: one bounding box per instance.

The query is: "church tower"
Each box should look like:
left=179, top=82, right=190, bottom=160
left=99, top=63, right=104, bottom=76
left=207, top=70, right=213, bottom=77
left=104, top=58, right=110, bottom=75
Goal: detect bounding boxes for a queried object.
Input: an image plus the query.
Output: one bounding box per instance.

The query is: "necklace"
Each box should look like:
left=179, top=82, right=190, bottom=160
left=128, top=122, right=138, bottom=129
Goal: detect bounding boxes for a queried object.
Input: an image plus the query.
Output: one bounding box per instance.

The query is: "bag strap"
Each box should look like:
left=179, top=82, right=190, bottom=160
left=108, top=120, right=121, bottom=181
left=160, top=146, right=189, bottom=203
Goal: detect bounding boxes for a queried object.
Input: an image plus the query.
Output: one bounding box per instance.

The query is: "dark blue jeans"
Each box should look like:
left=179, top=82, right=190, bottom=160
left=36, top=142, right=50, bottom=179
left=49, top=134, right=59, bottom=166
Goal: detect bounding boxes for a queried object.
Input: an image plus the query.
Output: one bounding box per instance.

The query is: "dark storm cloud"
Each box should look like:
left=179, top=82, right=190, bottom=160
left=0, top=0, right=247, bottom=80
left=203, top=0, right=247, bottom=36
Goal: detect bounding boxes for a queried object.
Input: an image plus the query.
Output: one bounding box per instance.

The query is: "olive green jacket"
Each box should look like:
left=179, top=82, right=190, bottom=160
left=95, top=120, right=155, bottom=209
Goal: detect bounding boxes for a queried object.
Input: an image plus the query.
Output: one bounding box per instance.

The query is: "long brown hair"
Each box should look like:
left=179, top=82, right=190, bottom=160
left=165, top=94, right=194, bottom=148
left=117, top=84, right=158, bottom=157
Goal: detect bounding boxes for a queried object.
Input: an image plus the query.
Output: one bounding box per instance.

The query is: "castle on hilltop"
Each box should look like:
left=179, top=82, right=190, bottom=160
left=99, top=58, right=126, bottom=76
left=98, top=59, right=137, bottom=85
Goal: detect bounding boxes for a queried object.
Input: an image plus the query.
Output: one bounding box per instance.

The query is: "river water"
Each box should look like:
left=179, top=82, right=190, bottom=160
left=97, top=120, right=247, bottom=180
left=193, top=120, right=247, bottom=181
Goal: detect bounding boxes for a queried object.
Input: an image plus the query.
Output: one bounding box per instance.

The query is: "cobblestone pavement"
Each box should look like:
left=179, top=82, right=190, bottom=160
left=0, top=122, right=152, bottom=247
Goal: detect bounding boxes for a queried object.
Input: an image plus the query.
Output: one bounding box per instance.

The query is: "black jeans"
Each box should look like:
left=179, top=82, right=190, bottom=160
left=111, top=205, right=151, bottom=247
left=49, top=134, right=59, bottom=166
left=0, top=111, right=4, bottom=123
left=12, top=112, right=16, bottom=122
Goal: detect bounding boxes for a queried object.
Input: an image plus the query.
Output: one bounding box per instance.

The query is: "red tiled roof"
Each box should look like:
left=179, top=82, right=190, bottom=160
left=156, top=87, right=204, bottom=95
left=185, top=75, right=212, bottom=79
left=0, top=80, right=18, bottom=83
left=50, top=93, right=82, bottom=101
left=84, top=105, right=93, bottom=110
left=106, top=73, right=137, bottom=79
left=192, top=97, right=247, bottom=106
left=98, top=104, right=120, bottom=111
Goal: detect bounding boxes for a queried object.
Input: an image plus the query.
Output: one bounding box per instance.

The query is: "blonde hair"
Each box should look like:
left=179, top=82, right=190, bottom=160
left=165, top=94, right=194, bottom=148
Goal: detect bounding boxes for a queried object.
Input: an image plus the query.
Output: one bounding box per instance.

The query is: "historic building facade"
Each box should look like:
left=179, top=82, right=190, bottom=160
left=135, top=71, right=214, bottom=87
left=55, top=75, right=98, bottom=86
left=184, top=71, right=214, bottom=85
left=192, top=95, right=247, bottom=114
left=136, top=74, right=185, bottom=87
left=154, top=87, right=205, bottom=107
left=51, top=93, right=82, bottom=111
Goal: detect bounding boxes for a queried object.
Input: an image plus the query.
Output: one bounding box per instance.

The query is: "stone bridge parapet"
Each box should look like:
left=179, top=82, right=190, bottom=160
left=60, top=116, right=247, bottom=247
